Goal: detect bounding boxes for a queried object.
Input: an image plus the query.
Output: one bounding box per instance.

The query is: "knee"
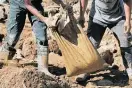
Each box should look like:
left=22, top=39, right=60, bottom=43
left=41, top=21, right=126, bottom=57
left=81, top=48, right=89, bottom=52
left=33, top=21, right=47, bottom=31
left=33, top=21, right=48, bottom=43
left=119, top=32, right=132, bottom=47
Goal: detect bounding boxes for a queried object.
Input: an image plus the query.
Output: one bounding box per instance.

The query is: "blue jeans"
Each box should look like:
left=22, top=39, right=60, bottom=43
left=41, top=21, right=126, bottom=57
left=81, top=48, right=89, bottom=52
left=6, top=0, right=47, bottom=55
left=87, top=17, right=132, bottom=69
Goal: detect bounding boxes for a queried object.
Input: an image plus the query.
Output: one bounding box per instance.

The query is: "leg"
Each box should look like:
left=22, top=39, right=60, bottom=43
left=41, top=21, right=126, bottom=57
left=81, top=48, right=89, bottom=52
left=87, top=17, right=106, bottom=48
left=76, top=17, right=107, bottom=82
left=0, top=0, right=26, bottom=61
left=112, top=19, right=132, bottom=79
left=6, top=5, right=26, bottom=47
left=28, top=2, right=54, bottom=77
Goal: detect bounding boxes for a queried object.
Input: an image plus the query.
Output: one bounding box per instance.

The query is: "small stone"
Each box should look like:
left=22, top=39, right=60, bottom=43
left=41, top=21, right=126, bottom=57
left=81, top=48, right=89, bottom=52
left=0, top=6, right=7, bottom=21
left=86, top=82, right=96, bottom=88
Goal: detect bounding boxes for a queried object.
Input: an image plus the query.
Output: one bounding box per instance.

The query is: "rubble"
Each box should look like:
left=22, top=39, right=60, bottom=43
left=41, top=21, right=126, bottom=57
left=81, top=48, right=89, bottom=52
left=0, top=67, right=71, bottom=88
left=0, top=5, right=7, bottom=21
left=0, top=0, right=131, bottom=88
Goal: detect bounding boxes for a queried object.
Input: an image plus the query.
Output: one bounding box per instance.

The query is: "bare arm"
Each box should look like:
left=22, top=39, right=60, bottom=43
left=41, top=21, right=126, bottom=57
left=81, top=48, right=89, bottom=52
left=80, top=0, right=88, bottom=19
left=124, top=0, right=131, bottom=23
left=79, top=0, right=88, bottom=27
left=24, top=0, right=46, bottom=23
left=123, top=0, right=131, bottom=33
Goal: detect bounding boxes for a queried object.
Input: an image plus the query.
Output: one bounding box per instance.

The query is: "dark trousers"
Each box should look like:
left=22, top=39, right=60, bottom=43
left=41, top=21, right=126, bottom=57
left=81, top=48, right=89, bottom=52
left=87, top=17, right=132, bottom=69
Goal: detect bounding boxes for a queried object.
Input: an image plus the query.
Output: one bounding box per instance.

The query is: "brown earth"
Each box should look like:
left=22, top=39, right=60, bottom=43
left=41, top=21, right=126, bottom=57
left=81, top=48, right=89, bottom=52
left=0, top=0, right=132, bottom=88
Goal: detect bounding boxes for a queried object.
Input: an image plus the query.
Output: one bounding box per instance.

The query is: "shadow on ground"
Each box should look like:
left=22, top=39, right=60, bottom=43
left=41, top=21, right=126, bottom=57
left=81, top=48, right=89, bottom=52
left=49, top=65, right=66, bottom=76
left=22, top=62, right=66, bottom=76
left=77, top=66, right=130, bottom=87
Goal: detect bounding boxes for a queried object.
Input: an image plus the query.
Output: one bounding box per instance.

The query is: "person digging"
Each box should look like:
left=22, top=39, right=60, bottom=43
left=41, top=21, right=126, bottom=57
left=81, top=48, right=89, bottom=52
left=0, top=0, right=55, bottom=78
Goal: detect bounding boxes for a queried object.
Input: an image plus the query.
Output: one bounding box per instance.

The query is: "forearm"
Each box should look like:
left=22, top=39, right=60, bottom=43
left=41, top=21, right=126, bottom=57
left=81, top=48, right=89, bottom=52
left=24, top=0, right=46, bottom=22
left=80, top=0, right=88, bottom=17
left=124, top=0, right=131, bottom=23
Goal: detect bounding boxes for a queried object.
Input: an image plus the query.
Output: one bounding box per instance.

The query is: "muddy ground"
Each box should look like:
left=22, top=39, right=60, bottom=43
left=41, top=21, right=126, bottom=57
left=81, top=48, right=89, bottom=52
left=0, top=0, right=132, bottom=88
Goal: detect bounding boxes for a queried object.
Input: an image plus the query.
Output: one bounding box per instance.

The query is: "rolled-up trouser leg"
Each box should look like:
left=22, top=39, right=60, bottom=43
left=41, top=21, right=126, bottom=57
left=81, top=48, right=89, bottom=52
left=32, top=20, right=48, bottom=55
left=27, top=1, right=47, bottom=52
left=37, top=43, right=48, bottom=69
left=32, top=20, right=54, bottom=77
left=31, top=19, right=48, bottom=68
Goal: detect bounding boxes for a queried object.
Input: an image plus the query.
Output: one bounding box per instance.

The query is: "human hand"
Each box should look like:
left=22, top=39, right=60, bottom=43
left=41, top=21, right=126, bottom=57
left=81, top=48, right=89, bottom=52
left=42, top=18, right=48, bottom=25
left=124, top=21, right=131, bottom=34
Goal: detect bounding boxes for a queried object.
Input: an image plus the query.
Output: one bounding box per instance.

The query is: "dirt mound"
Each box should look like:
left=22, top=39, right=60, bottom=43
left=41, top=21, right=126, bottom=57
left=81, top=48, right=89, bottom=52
left=0, top=0, right=132, bottom=88
left=0, top=66, right=71, bottom=88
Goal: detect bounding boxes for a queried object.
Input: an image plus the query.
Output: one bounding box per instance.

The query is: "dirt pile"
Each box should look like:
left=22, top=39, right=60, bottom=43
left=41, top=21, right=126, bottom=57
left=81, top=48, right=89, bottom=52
left=0, top=0, right=132, bottom=88
left=0, top=66, right=72, bottom=88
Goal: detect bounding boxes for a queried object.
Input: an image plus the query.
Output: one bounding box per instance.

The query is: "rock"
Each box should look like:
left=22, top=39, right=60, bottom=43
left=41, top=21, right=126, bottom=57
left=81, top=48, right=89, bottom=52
left=3, top=4, right=9, bottom=16
left=48, top=39, right=60, bottom=53
left=86, top=82, right=96, bottom=88
left=100, top=50, right=114, bottom=66
left=22, top=37, right=36, bottom=60
left=97, top=80, right=113, bottom=86
left=71, top=83, right=78, bottom=88
left=0, top=6, right=7, bottom=21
